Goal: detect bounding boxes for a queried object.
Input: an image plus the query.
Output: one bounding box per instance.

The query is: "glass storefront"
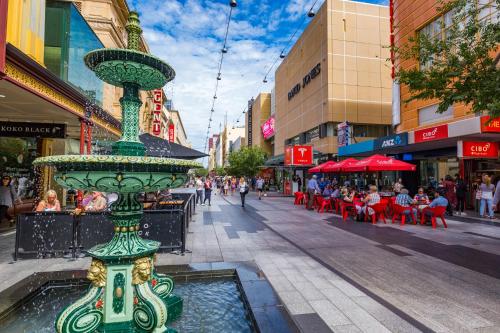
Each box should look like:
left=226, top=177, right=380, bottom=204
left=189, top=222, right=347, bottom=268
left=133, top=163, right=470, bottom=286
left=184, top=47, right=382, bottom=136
left=44, top=1, right=104, bottom=105
left=0, top=138, right=39, bottom=200
left=419, top=158, right=459, bottom=187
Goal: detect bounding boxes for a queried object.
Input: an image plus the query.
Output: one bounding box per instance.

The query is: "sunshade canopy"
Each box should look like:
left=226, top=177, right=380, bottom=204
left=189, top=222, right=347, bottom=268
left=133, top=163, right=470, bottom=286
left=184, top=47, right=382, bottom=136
left=343, top=154, right=416, bottom=172
left=327, top=158, right=359, bottom=172
left=308, top=160, right=337, bottom=173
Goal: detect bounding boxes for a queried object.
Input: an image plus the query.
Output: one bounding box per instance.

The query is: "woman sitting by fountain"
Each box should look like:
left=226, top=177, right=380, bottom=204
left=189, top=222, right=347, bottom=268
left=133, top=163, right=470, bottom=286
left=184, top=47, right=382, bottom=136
left=84, top=191, right=108, bottom=212
left=35, top=190, right=61, bottom=212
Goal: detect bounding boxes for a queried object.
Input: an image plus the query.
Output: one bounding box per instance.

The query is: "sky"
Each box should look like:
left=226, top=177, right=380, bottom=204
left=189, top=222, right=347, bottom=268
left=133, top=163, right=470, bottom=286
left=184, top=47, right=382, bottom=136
left=129, top=0, right=389, bottom=152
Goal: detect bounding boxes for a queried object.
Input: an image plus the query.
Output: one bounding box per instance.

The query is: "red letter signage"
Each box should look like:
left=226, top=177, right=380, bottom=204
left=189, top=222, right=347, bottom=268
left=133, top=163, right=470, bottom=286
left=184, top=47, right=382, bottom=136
left=414, top=124, right=448, bottom=143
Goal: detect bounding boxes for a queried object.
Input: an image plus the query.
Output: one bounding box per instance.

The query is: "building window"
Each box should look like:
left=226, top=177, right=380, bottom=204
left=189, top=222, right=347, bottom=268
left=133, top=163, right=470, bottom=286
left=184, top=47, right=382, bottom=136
left=418, top=11, right=454, bottom=70
left=418, top=103, right=453, bottom=126
left=352, top=125, right=391, bottom=138
left=479, top=0, right=499, bottom=23
left=44, top=1, right=104, bottom=106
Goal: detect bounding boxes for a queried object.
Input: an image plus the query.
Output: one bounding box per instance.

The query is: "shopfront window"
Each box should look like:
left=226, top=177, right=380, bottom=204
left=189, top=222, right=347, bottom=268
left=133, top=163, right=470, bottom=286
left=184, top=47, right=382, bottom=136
left=0, top=138, right=39, bottom=200
left=44, top=1, right=104, bottom=106
left=420, top=158, right=459, bottom=187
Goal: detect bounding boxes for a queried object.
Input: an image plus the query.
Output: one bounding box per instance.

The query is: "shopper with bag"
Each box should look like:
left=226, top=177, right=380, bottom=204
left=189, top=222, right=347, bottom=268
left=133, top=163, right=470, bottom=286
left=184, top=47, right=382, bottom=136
left=239, top=177, right=249, bottom=207
left=479, top=174, right=496, bottom=219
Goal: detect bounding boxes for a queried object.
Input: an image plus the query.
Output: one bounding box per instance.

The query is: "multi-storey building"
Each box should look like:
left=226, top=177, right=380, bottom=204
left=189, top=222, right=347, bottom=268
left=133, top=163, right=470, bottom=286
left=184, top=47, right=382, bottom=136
left=341, top=0, right=499, bottom=198
left=274, top=0, right=392, bottom=160
left=245, top=93, right=273, bottom=155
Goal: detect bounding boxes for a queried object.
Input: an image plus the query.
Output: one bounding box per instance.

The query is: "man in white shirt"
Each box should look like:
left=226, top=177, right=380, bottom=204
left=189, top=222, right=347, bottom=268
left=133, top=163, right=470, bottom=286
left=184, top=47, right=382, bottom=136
left=195, top=177, right=204, bottom=206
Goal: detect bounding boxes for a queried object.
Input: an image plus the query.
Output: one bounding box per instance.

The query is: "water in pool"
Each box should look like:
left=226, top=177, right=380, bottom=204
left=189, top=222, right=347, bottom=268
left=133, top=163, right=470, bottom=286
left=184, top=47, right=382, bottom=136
left=0, top=278, right=254, bottom=333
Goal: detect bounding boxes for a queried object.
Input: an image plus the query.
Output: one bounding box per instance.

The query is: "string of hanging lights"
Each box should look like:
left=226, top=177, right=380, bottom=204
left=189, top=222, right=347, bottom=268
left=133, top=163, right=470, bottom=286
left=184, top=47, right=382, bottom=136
left=203, top=0, right=238, bottom=155
left=229, top=0, right=320, bottom=129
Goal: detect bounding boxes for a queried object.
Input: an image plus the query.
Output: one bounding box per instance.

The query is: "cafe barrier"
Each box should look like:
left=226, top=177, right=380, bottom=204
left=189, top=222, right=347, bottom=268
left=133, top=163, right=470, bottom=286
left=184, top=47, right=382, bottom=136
left=14, top=193, right=196, bottom=260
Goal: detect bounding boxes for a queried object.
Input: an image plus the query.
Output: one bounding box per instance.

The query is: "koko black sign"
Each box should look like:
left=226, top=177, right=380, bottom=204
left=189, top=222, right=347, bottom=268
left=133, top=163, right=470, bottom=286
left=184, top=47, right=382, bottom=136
left=0, top=122, right=66, bottom=138
left=288, top=63, right=321, bottom=101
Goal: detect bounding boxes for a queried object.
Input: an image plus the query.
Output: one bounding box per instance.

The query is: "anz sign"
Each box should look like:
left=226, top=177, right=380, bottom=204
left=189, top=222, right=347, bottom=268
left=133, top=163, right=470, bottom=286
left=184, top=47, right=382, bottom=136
left=374, top=133, right=408, bottom=150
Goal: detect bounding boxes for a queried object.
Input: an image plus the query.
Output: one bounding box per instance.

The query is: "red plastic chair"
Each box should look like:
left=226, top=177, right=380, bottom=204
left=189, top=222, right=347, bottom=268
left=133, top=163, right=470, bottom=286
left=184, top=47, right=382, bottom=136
left=318, top=198, right=333, bottom=213
left=364, top=203, right=387, bottom=224
left=420, top=206, right=448, bottom=229
left=391, top=204, right=416, bottom=225
left=332, top=198, right=340, bottom=213
left=294, top=192, right=304, bottom=205
left=303, top=192, right=310, bottom=209
left=340, top=201, right=356, bottom=221
left=313, top=194, right=322, bottom=210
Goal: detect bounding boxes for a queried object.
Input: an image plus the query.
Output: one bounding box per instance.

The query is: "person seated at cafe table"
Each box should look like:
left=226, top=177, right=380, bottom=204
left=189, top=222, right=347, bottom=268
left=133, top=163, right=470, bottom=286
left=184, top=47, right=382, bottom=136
left=331, top=185, right=340, bottom=199
left=84, top=191, right=107, bottom=212
left=35, top=189, right=61, bottom=212
left=422, top=190, right=449, bottom=222
left=322, top=185, right=333, bottom=197
left=413, top=187, right=430, bottom=212
left=357, top=185, right=380, bottom=217
left=395, top=188, right=417, bottom=217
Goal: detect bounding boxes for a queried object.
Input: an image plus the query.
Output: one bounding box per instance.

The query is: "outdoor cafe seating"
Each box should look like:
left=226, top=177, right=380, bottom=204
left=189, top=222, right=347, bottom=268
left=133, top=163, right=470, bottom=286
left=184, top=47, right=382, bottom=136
left=300, top=154, right=449, bottom=229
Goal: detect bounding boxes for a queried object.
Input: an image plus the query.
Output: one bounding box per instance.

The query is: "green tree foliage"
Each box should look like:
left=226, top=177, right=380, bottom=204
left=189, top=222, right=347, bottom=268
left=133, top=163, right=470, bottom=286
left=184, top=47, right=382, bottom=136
left=214, top=166, right=227, bottom=176
left=194, top=168, right=209, bottom=177
left=226, top=146, right=267, bottom=177
left=393, top=0, right=500, bottom=119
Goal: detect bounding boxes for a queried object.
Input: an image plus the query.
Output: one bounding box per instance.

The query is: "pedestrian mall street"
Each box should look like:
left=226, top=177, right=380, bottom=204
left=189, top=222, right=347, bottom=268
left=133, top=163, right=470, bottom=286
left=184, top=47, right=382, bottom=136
left=1, top=191, right=499, bottom=333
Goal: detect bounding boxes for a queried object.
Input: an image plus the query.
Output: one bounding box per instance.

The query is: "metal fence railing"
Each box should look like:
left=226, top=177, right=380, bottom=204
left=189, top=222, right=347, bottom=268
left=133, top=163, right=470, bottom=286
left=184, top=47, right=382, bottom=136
left=14, top=193, right=196, bottom=260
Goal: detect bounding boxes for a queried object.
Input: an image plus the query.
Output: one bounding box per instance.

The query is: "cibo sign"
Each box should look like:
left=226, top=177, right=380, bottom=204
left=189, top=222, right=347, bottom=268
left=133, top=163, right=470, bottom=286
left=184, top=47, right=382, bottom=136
left=414, top=124, right=448, bottom=143
left=458, top=141, right=499, bottom=159
left=288, top=63, right=321, bottom=101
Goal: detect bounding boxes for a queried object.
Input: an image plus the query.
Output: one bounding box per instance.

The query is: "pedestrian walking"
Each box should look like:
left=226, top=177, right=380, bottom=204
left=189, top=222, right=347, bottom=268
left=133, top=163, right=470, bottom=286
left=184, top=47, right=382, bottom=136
left=239, top=177, right=249, bottom=207
left=479, top=174, right=495, bottom=219
left=455, top=174, right=467, bottom=215
left=307, top=175, right=320, bottom=210
left=393, top=178, right=403, bottom=194
left=203, top=177, right=212, bottom=206
left=195, top=176, right=204, bottom=205
left=493, top=177, right=500, bottom=213
left=256, top=176, right=265, bottom=200
left=0, top=176, right=21, bottom=224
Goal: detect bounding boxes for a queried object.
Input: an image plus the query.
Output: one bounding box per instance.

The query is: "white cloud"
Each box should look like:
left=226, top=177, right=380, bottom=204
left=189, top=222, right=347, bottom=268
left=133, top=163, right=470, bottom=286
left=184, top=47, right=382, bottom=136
left=135, top=0, right=282, bottom=152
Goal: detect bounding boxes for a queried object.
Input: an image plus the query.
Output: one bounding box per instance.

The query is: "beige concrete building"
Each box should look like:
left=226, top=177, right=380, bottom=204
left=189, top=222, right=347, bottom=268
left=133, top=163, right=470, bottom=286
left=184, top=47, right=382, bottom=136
left=274, top=0, right=392, bottom=157
left=245, top=93, right=273, bottom=155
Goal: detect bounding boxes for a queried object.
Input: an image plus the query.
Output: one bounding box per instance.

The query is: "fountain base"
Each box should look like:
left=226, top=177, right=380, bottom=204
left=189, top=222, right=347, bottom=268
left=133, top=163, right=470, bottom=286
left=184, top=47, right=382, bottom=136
left=56, top=257, right=181, bottom=333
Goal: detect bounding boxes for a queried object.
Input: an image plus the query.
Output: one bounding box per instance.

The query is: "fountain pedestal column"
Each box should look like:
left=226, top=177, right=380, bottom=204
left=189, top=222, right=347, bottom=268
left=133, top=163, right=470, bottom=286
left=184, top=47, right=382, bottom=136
left=56, top=193, right=180, bottom=333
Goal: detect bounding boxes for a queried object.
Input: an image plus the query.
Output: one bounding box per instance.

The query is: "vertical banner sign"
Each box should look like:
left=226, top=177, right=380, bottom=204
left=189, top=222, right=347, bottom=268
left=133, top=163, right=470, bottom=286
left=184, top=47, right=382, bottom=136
left=337, top=122, right=351, bottom=148
left=152, top=89, right=162, bottom=136
left=168, top=123, right=175, bottom=142
left=247, top=98, right=254, bottom=147
left=284, top=146, right=293, bottom=166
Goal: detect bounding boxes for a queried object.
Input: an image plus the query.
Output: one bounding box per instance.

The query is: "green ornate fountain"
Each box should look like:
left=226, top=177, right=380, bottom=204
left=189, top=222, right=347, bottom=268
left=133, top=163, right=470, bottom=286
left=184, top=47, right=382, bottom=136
left=33, top=12, right=200, bottom=333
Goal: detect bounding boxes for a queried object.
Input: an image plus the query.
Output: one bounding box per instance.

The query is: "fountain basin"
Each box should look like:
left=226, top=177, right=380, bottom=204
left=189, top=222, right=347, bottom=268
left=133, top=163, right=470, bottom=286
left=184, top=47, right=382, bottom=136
left=84, top=48, right=175, bottom=90
left=33, top=155, right=200, bottom=193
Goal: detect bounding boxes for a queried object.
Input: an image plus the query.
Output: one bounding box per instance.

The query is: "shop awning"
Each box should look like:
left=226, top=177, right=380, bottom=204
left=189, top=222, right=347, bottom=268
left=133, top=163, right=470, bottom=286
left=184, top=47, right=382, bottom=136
left=308, top=160, right=337, bottom=173
left=343, top=154, right=416, bottom=172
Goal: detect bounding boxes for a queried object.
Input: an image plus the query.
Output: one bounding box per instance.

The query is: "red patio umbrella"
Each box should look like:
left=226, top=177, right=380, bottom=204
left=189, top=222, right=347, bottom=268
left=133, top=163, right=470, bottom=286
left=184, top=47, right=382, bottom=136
left=343, top=154, right=416, bottom=172
left=326, top=158, right=359, bottom=172
left=308, top=160, right=337, bottom=173
left=364, top=158, right=416, bottom=172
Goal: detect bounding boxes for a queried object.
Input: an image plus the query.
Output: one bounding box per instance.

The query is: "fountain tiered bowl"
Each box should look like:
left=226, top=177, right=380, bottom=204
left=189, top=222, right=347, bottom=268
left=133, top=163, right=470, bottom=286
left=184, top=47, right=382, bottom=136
left=32, top=11, right=200, bottom=333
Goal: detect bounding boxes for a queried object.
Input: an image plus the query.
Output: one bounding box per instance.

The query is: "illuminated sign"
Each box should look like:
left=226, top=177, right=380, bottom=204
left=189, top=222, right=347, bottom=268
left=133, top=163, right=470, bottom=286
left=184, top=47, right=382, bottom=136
left=152, top=89, right=162, bottom=136
left=261, top=116, right=275, bottom=139
left=284, top=145, right=314, bottom=166
left=459, top=141, right=499, bottom=159
left=414, top=124, right=448, bottom=143
left=481, top=116, right=500, bottom=133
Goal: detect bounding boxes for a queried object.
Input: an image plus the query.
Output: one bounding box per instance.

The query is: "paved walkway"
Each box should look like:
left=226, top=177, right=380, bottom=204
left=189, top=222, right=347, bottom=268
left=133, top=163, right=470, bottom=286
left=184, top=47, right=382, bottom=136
left=1, top=192, right=499, bottom=332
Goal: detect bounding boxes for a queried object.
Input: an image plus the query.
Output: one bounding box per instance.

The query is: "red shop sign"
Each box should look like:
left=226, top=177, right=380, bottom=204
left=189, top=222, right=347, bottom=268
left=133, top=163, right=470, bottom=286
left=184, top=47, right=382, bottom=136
left=460, top=141, right=499, bottom=159
left=152, top=122, right=161, bottom=136
left=292, top=145, right=313, bottom=165
left=414, top=124, right=448, bottom=143
left=481, top=116, right=500, bottom=133
left=168, top=123, right=175, bottom=142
